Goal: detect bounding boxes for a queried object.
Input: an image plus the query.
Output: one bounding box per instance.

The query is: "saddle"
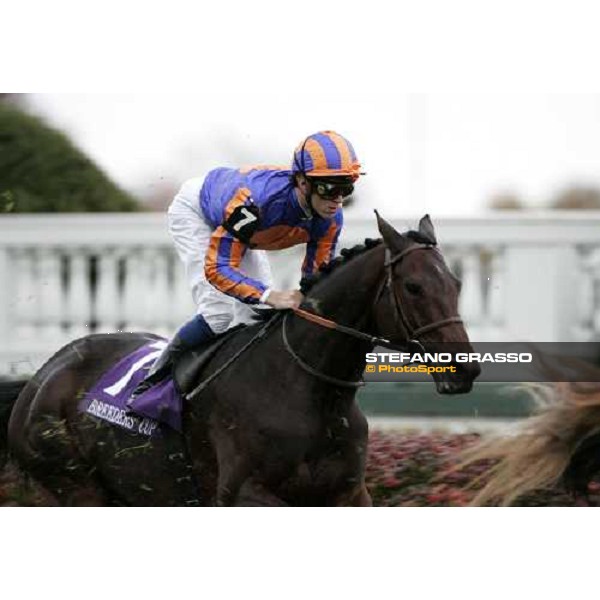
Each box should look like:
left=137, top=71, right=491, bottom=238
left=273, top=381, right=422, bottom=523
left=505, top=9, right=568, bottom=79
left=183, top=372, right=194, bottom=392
left=172, top=325, right=245, bottom=395
left=125, top=313, right=279, bottom=430
left=82, top=324, right=252, bottom=435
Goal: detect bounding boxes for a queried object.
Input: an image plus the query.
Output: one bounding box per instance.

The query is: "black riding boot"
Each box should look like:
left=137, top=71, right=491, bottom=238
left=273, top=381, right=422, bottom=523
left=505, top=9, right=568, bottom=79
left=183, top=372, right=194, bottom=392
left=128, top=336, right=187, bottom=403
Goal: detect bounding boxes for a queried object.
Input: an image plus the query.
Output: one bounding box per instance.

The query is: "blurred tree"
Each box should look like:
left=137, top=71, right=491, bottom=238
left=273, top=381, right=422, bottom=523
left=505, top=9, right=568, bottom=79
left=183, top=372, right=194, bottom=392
left=488, top=191, right=526, bottom=210
left=0, top=93, right=23, bottom=106
left=550, top=185, right=600, bottom=210
left=0, top=101, right=139, bottom=213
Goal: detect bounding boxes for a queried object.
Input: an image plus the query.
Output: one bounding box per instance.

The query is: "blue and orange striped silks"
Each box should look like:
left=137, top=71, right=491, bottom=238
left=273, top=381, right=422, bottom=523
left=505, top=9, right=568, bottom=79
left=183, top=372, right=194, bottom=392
left=203, top=186, right=268, bottom=303
left=198, top=165, right=345, bottom=303
left=249, top=225, right=310, bottom=250
left=302, top=215, right=343, bottom=278
left=292, top=130, right=361, bottom=180
left=204, top=226, right=267, bottom=304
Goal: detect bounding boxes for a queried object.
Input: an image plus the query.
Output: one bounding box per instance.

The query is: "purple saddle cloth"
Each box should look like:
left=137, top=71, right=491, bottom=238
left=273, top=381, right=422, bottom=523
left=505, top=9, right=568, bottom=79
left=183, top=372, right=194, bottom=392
left=79, top=340, right=182, bottom=434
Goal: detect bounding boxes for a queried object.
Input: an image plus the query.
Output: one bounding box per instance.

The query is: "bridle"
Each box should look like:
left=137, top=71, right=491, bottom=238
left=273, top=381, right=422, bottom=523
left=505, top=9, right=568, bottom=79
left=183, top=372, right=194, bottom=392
left=379, top=244, right=463, bottom=339
left=282, top=242, right=463, bottom=387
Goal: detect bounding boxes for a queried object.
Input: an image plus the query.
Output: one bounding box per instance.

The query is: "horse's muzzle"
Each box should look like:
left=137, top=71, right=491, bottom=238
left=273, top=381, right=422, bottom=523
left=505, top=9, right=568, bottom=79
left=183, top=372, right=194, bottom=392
left=434, top=360, right=481, bottom=394
left=435, top=379, right=475, bottom=394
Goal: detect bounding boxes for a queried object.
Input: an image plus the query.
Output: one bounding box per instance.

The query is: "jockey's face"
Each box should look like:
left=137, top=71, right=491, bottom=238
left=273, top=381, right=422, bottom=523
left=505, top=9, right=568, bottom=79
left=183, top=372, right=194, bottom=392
left=295, top=174, right=347, bottom=219
left=311, top=190, right=344, bottom=218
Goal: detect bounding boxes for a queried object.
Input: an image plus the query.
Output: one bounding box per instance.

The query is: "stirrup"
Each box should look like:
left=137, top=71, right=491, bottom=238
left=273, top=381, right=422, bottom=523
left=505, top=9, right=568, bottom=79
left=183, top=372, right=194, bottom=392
left=128, top=336, right=186, bottom=405
left=128, top=358, right=171, bottom=405
left=129, top=364, right=171, bottom=404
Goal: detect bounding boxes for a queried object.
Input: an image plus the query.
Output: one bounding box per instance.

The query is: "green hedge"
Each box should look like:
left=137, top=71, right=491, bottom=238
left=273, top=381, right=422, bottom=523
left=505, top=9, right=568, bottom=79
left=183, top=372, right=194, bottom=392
left=0, top=102, right=139, bottom=213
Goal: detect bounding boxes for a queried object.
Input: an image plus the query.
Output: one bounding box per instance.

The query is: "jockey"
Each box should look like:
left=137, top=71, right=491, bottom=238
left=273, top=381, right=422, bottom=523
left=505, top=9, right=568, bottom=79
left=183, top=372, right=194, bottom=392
left=129, top=130, right=362, bottom=400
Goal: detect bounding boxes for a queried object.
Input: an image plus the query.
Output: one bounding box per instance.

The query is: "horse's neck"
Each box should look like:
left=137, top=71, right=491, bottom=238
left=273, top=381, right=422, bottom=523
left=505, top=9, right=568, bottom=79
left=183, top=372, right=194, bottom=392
left=290, top=246, right=385, bottom=382
left=308, top=246, right=385, bottom=325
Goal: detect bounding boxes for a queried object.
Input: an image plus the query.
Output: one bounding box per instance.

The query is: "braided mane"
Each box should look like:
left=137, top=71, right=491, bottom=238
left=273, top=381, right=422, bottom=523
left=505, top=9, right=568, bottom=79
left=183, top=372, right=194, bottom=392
left=249, top=229, right=434, bottom=321
left=300, top=238, right=381, bottom=294
left=299, top=229, right=435, bottom=295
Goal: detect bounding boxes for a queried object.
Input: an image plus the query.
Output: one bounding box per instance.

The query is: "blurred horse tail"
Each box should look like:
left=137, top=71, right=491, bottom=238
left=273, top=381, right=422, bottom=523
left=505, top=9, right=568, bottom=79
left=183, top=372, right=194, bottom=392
left=0, top=379, right=29, bottom=467
left=461, top=379, right=600, bottom=506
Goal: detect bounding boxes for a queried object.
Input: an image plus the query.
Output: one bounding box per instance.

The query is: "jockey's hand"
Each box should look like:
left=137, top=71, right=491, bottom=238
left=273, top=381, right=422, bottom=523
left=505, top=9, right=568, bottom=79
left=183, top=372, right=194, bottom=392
left=264, top=289, right=304, bottom=310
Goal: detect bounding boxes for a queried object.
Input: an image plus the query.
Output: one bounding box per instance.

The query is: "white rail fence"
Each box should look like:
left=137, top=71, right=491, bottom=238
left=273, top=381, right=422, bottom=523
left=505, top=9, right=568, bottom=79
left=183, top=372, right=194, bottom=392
left=0, top=212, right=599, bottom=375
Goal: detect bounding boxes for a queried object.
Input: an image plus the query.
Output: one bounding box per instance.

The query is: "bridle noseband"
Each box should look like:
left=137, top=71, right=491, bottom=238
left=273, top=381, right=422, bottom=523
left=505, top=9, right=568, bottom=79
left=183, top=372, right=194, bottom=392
left=283, top=242, right=463, bottom=387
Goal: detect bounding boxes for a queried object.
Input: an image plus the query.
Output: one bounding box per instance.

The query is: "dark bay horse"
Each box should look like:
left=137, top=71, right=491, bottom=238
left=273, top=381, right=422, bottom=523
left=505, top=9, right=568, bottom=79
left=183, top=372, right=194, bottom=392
left=0, top=213, right=480, bottom=506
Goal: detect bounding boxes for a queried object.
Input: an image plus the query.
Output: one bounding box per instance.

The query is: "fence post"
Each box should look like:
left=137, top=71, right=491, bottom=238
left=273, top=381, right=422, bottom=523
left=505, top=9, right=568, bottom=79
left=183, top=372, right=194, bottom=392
left=0, top=246, right=9, bottom=372
left=503, top=245, right=578, bottom=342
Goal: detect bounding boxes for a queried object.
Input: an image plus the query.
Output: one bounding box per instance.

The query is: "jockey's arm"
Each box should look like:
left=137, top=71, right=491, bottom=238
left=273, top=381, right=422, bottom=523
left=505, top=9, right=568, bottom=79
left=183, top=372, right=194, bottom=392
left=262, top=289, right=303, bottom=309
left=204, top=226, right=303, bottom=309
left=301, top=211, right=343, bottom=280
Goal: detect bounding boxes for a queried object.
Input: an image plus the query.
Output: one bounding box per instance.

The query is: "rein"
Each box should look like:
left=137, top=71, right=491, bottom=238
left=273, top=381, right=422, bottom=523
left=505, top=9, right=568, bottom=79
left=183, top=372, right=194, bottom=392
left=186, top=243, right=464, bottom=397
left=281, top=315, right=365, bottom=388
left=284, top=242, right=463, bottom=387
left=186, top=313, right=283, bottom=401
left=291, top=307, right=397, bottom=348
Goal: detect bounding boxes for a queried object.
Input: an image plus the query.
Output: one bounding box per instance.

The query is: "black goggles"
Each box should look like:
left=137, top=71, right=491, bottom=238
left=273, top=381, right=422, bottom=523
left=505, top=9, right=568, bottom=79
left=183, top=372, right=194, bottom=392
left=310, top=179, right=355, bottom=200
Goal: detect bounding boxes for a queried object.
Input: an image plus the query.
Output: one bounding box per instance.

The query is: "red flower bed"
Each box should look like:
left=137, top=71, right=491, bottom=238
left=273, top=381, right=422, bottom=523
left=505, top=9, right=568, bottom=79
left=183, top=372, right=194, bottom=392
left=366, top=430, right=600, bottom=506
left=1, top=430, right=599, bottom=505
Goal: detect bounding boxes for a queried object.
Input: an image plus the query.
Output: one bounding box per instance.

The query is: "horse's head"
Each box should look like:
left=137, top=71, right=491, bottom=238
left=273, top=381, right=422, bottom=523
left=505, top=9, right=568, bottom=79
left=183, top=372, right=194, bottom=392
left=372, top=212, right=481, bottom=394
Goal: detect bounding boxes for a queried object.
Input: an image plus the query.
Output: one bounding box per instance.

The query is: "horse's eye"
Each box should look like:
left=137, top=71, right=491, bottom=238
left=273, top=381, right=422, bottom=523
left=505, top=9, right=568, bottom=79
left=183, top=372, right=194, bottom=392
left=404, top=281, right=422, bottom=295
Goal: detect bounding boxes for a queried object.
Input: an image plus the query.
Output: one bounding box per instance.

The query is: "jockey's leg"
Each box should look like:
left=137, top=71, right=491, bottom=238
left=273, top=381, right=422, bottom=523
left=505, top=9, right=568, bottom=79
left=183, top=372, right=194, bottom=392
left=128, top=314, right=216, bottom=402
left=167, top=177, right=240, bottom=335
left=130, top=178, right=274, bottom=402
left=129, top=178, right=230, bottom=403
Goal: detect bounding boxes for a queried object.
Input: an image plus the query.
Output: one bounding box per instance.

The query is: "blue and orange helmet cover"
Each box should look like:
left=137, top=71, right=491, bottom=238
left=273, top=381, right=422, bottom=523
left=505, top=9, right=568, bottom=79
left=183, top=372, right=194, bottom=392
left=292, top=130, right=362, bottom=181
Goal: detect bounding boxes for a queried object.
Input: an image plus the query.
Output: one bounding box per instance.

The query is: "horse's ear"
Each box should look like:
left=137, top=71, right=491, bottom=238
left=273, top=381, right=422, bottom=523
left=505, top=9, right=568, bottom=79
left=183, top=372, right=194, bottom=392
left=375, top=210, right=409, bottom=254
left=418, top=214, right=437, bottom=245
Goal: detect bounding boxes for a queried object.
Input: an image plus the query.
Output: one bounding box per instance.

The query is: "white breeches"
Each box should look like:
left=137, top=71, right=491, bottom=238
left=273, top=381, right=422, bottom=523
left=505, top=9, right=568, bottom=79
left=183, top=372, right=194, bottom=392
left=167, top=177, right=273, bottom=335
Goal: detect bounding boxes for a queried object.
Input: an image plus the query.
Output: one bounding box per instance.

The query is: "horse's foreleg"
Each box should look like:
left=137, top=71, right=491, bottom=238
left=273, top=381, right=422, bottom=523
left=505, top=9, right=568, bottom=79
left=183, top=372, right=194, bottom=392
left=338, top=482, right=373, bottom=506
left=230, top=478, right=289, bottom=507
left=213, top=435, right=289, bottom=506
left=352, top=484, right=373, bottom=506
